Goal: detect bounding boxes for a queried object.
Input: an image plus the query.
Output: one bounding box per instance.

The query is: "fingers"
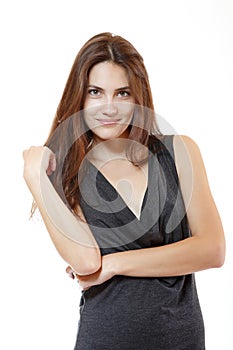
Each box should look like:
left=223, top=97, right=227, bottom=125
left=66, top=266, right=75, bottom=279
left=22, top=146, right=56, bottom=177
left=46, top=153, right=56, bottom=175
left=42, top=146, right=56, bottom=175
left=50, top=153, right=56, bottom=172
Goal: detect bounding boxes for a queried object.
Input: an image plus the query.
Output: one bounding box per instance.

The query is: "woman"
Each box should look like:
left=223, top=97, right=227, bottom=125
left=23, top=32, right=225, bottom=349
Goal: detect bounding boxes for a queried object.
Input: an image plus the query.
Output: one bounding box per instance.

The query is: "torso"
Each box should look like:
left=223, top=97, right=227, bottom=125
left=87, top=158, right=148, bottom=221
left=75, top=135, right=205, bottom=350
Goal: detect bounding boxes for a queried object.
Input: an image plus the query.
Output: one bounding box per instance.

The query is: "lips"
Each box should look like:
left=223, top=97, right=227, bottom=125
left=96, top=119, right=121, bottom=125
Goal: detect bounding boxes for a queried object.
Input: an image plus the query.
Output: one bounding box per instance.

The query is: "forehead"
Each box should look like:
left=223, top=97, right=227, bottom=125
left=88, top=61, right=129, bottom=87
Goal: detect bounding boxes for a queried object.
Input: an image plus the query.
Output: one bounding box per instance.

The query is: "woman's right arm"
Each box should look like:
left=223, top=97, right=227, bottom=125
left=23, top=146, right=101, bottom=276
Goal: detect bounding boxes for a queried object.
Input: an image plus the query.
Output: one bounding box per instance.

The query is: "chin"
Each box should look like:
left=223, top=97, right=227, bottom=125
left=93, top=127, right=130, bottom=141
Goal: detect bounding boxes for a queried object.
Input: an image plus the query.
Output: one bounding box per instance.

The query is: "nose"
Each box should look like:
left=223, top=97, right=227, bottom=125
left=102, top=100, right=118, bottom=117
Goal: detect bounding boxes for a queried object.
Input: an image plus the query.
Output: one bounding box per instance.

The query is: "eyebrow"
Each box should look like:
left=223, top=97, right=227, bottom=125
left=87, top=85, right=130, bottom=91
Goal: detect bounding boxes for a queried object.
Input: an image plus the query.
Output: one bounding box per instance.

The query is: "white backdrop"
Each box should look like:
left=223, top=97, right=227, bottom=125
left=0, top=1, right=232, bottom=349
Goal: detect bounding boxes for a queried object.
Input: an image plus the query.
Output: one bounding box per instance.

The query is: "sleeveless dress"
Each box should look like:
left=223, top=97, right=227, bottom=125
left=73, top=135, right=205, bottom=350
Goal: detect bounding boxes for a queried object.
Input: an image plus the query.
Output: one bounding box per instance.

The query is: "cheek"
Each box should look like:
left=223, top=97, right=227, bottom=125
left=83, top=111, right=95, bottom=129
left=83, top=102, right=101, bottom=125
left=118, top=103, right=135, bottom=120
left=84, top=97, right=102, bottom=110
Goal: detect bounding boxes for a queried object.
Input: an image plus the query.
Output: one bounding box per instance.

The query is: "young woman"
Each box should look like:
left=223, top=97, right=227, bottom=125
left=23, top=32, right=225, bottom=349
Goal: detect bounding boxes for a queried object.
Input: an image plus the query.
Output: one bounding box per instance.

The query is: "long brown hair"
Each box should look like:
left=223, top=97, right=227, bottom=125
left=42, top=32, right=160, bottom=217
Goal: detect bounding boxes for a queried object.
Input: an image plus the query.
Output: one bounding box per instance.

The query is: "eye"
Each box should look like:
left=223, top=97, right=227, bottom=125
left=117, top=90, right=131, bottom=98
left=88, top=89, right=101, bottom=96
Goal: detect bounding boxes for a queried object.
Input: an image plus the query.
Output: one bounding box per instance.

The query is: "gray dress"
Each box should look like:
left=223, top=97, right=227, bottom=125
left=73, top=135, right=205, bottom=350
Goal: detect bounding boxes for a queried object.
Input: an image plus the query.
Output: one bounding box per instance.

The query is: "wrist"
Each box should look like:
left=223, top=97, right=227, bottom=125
left=23, top=167, right=47, bottom=195
left=103, top=252, right=122, bottom=276
left=23, top=164, right=40, bottom=183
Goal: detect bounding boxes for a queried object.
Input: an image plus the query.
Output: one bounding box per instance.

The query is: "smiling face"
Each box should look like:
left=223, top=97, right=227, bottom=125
left=83, top=61, right=135, bottom=143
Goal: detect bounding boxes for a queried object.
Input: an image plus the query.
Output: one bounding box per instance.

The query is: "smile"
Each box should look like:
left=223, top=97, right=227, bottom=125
left=96, top=119, right=121, bottom=125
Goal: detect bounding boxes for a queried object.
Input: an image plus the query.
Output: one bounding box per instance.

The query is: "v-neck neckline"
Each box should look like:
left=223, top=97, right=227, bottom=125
left=86, top=149, right=151, bottom=221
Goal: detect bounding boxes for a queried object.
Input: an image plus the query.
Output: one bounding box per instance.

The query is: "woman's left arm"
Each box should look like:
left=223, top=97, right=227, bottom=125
left=107, top=135, right=225, bottom=278
left=72, top=135, right=226, bottom=288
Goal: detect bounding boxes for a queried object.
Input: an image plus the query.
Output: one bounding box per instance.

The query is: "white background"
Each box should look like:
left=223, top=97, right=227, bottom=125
left=0, top=0, right=232, bottom=349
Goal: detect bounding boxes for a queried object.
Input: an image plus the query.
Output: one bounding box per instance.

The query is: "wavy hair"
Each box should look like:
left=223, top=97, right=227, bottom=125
left=37, top=32, right=161, bottom=217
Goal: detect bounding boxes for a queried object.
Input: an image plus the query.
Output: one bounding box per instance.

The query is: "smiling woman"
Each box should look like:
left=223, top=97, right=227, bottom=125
left=22, top=32, right=225, bottom=350
left=83, top=61, right=135, bottom=142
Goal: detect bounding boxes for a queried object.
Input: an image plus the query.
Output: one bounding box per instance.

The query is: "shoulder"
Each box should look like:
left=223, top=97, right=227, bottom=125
left=148, top=134, right=203, bottom=166
left=173, top=134, right=200, bottom=153
left=172, top=135, right=204, bottom=178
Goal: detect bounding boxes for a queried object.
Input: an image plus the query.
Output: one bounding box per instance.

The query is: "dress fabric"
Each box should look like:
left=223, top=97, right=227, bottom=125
left=73, top=135, right=205, bottom=350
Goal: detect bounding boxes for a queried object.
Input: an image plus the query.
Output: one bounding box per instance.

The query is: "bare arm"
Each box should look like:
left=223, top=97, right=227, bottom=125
left=23, top=146, right=101, bottom=275
left=108, top=135, right=225, bottom=277
left=74, top=136, right=225, bottom=289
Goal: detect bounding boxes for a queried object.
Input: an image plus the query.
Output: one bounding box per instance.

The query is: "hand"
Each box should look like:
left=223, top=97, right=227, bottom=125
left=23, top=146, right=56, bottom=183
left=66, top=265, right=76, bottom=280
left=65, top=255, right=116, bottom=291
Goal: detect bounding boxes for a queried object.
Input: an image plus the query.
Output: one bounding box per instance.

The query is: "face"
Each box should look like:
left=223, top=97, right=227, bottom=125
left=83, top=61, right=135, bottom=143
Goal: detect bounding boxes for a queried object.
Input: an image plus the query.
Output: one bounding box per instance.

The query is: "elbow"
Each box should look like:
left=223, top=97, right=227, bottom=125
left=81, top=261, right=102, bottom=276
left=210, top=240, right=226, bottom=269
left=213, top=244, right=226, bottom=268
left=72, top=256, right=102, bottom=276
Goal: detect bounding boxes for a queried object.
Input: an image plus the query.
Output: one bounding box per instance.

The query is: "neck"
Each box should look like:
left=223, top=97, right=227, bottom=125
left=89, top=137, right=130, bottom=162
